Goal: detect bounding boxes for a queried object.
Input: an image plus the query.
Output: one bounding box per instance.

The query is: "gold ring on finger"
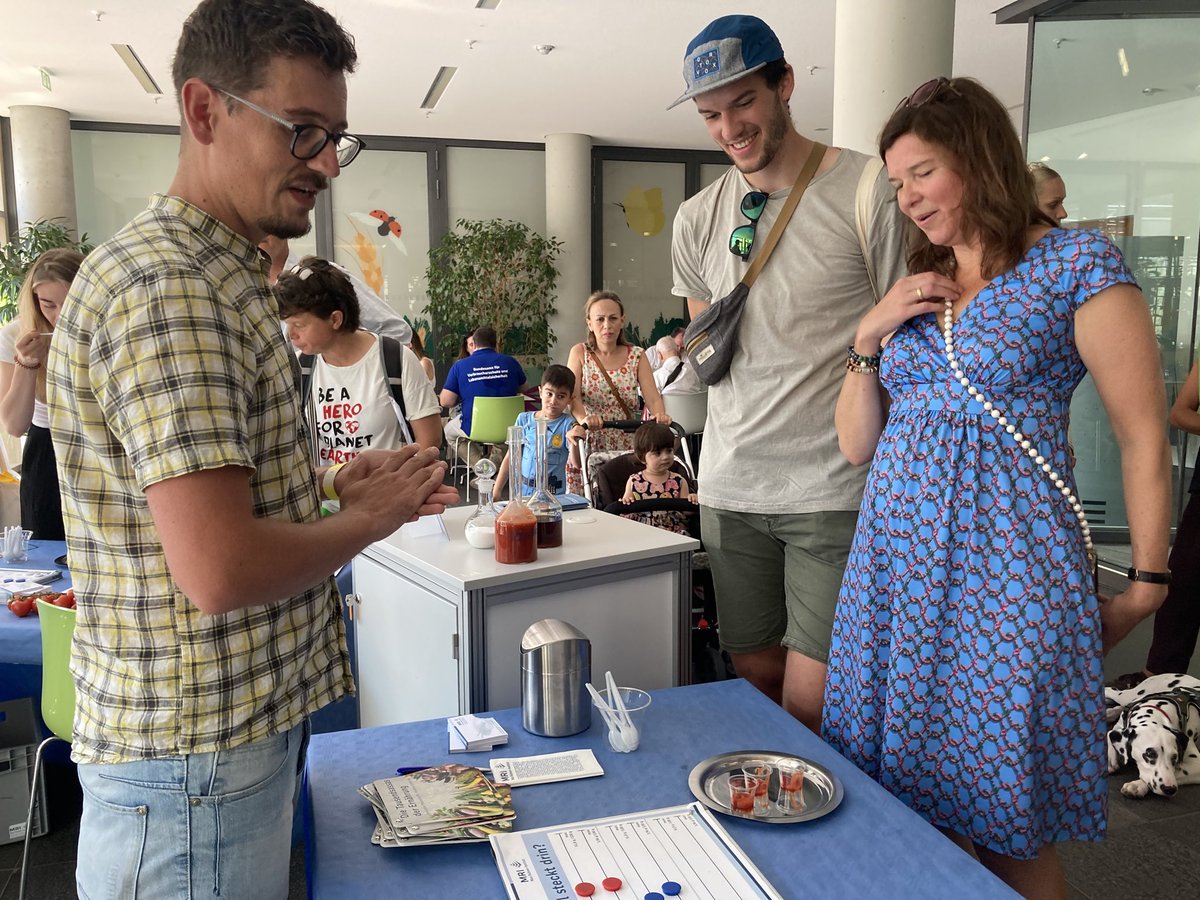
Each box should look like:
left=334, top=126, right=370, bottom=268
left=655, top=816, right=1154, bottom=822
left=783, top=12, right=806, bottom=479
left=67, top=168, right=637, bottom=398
left=916, top=286, right=924, bottom=300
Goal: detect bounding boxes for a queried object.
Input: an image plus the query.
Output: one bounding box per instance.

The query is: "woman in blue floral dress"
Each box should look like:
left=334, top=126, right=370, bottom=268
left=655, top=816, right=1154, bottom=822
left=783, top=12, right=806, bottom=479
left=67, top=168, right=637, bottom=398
left=823, top=78, right=1172, bottom=898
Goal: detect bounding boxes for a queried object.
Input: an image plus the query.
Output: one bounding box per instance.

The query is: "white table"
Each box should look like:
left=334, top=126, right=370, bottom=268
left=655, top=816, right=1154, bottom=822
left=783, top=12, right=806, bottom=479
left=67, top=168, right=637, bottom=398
left=350, top=506, right=699, bottom=728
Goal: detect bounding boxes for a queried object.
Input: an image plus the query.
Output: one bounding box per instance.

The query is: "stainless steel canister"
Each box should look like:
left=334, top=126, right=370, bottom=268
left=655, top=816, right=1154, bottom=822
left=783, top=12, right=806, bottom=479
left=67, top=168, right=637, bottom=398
left=520, top=618, right=591, bottom=736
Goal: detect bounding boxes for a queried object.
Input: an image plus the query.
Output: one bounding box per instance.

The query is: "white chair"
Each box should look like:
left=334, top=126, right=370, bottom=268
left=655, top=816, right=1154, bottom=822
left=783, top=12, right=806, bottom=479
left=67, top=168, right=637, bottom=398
left=662, top=391, right=707, bottom=475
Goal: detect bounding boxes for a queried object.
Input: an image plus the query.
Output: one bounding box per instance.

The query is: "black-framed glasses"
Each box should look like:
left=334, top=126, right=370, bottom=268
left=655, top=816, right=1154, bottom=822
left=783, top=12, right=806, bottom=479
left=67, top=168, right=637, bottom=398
left=728, top=190, right=769, bottom=261
left=217, top=88, right=366, bottom=167
left=895, top=77, right=957, bottom=112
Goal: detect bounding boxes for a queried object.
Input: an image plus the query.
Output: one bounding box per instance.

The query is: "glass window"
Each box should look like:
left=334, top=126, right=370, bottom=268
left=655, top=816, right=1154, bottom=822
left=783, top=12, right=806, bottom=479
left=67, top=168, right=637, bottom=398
left=447, top=147, right=545, bottom=233
left=328, top=148, right=430, bottom=333
left=599, top=159, right=687, bottom=348
left=72, top=130, right=178, bottom=242
left=1027, top=15, right=1200, bottom=534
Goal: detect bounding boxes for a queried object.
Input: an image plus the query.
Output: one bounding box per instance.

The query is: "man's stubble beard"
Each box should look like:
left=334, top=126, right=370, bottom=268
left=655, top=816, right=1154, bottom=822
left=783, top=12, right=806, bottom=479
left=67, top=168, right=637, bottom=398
left=730, top=95, right=792, bottom=176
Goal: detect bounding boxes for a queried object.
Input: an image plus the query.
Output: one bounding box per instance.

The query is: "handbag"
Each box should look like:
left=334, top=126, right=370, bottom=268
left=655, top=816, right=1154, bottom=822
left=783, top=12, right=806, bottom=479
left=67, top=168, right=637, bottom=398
left=682, top=142, right=826, bottom=385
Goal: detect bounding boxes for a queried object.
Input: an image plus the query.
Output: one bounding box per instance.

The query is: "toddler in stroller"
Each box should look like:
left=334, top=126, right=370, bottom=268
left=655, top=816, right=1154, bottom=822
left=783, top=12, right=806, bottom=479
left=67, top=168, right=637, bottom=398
left=615, top=422, right=696, bottom=536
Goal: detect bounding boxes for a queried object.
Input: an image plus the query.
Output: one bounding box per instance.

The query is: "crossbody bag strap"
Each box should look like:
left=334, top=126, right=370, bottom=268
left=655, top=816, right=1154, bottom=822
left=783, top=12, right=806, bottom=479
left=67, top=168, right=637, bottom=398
left=741, top=141, right=827, bottom=288
left=587, top=347, right=636, bottom=420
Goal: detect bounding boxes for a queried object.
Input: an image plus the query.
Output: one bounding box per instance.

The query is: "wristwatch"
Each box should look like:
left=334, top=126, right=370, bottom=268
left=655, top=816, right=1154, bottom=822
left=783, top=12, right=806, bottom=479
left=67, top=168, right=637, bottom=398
left=1126, top=567, right=1171, bottom=585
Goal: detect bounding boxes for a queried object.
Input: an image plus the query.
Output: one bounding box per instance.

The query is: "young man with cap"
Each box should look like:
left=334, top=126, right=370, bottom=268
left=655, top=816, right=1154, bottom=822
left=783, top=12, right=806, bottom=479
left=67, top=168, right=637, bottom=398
left=47, top=0, right=458, bottom=894
left=669, top=15, right=906, bottom=731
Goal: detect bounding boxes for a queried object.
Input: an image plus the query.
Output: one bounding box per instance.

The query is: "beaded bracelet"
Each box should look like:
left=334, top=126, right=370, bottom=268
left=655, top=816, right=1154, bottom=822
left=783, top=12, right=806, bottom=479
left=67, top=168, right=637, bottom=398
left=14, top=358, right=40, bottom=371
left=845, top=358, right=879, bottom=375
left=846, top=345, right=882, bottom=368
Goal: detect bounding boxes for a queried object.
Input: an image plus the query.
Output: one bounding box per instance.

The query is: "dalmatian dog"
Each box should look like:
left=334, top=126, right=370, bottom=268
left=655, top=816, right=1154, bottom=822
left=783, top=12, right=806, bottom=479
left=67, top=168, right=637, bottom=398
left=1105, top=673, right=1200, bottom=798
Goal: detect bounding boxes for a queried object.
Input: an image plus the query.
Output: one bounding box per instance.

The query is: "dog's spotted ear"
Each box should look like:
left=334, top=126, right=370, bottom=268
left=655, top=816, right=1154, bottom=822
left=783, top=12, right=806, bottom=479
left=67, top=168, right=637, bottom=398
left=1168, top=727, right=1187, bottom=760
left=1119, top=729, right=1137, bottom=765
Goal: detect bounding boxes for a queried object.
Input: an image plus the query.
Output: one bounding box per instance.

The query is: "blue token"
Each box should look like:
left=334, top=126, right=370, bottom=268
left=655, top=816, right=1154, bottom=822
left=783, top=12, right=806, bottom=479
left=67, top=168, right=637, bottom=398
left=662, top=882, right=682, bottom=896
left=644, top=893, right=664, bottom=900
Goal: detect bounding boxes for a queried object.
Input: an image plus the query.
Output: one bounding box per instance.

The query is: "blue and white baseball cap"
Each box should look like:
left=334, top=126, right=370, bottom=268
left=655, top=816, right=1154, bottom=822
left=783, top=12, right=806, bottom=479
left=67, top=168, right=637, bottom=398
left=667, top=15, right=785, bottom=110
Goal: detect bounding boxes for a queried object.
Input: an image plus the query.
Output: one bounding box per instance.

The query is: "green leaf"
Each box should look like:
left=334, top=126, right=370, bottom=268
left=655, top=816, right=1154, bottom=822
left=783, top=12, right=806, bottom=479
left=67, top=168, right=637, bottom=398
left=424, top=218, right=562, bottom=371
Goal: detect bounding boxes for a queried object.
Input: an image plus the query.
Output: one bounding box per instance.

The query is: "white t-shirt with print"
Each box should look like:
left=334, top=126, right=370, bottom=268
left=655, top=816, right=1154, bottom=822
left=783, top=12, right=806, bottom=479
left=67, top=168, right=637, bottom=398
left=309, top=335, right=438, bottom=465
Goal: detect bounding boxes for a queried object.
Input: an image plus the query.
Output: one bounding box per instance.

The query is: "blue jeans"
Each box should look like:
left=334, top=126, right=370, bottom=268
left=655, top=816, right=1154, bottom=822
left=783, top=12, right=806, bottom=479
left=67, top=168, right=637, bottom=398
left=75, top=721, right=309, bottom=900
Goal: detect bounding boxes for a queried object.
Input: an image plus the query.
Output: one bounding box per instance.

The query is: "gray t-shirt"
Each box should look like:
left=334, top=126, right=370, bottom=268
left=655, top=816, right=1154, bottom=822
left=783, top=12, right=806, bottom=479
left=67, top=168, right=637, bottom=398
left=671, top=148, right=906, bottom=514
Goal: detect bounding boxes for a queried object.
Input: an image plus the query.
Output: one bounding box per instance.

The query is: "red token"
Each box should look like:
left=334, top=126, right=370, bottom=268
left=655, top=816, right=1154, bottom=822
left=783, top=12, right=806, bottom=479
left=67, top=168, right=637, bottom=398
left=602, top=876, right=623, bottom=892
left=575, top=883, right=596, bottom=897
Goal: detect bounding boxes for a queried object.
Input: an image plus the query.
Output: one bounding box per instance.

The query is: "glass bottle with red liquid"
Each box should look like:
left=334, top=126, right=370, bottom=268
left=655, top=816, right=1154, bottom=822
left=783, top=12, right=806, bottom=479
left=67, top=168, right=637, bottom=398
left=526, top=417, right=564, bottom=548
left=495, top=425, right=537, bottom=564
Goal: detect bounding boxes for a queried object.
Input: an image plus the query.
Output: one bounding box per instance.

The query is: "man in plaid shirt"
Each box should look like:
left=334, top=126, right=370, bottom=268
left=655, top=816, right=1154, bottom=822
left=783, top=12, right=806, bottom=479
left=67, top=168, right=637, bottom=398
left=47, top=1, right=458, bottom=895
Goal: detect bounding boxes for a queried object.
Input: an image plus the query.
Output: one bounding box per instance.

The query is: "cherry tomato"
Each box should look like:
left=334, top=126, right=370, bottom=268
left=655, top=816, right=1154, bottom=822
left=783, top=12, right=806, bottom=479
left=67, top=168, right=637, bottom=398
left=51, top=593, right=75, bottom=608
left=8, top=598, right=32, bottom=617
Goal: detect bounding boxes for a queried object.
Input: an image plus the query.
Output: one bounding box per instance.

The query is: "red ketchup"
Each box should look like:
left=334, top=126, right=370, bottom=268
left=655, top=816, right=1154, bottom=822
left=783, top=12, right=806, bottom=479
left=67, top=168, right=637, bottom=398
left=495, top=504, right=538, bottom=564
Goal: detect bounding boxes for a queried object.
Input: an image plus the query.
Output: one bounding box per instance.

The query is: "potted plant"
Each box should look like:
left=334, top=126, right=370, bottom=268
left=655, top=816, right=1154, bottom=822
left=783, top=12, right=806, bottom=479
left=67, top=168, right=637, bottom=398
left=424, top=218, right=562, bottom=374
left=0, top=218, right=92, bottom=323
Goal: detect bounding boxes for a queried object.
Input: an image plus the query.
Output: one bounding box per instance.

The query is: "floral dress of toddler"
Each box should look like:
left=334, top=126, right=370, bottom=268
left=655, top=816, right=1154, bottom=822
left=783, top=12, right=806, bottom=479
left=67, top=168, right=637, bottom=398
left=623, top=472, right=691, bottom=536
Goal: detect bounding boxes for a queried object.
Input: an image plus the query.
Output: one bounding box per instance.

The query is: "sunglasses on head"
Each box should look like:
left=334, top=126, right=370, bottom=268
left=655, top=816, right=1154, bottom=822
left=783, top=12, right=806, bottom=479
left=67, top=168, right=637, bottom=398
left=895, top=76, right=958, bottom=112
left=728, top=190, right=770, bottom=261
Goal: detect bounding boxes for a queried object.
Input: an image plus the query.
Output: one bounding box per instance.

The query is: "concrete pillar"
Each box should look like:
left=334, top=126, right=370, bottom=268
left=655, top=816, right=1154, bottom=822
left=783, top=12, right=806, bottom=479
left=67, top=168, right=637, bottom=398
left=832, top=0, right=955, bottom=155
left=544, top=133, right=592, bottom=364
left=8, top=106, right=78, bottom=234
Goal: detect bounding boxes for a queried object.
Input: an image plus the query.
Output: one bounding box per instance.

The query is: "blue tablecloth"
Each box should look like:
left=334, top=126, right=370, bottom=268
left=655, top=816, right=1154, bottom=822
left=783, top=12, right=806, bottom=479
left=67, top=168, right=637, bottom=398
left=0, top=540, right=69, bottom=668
left=303, top=679, right=1017, bottom=899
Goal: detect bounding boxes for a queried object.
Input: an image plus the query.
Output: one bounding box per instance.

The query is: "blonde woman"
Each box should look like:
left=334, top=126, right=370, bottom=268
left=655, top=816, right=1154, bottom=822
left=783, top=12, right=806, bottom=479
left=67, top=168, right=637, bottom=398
left=1029, top=162, right=1068, bottom=224
left=0, top=248, right=84, bottom=539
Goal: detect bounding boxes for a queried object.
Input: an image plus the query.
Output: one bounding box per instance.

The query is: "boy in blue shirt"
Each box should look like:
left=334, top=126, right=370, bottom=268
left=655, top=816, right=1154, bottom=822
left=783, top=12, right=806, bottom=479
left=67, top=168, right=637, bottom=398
left=495, top=365, right=577, bottom=497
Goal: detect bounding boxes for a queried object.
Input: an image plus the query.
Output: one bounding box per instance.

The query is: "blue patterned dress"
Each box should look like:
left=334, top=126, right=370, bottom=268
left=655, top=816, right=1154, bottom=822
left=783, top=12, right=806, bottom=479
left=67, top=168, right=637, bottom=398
left=822, top=229, right=1136, bottom=859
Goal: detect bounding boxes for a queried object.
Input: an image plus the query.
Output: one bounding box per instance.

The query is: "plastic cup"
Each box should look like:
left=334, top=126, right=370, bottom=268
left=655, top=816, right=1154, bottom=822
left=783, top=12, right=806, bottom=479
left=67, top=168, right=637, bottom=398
left=743, top=762, right=772, bottom=816
left=728, top=774, right=760, bottom=817
left=776, top=759, right=806, bottom=813
left=596, top=687, right=651, bottom=752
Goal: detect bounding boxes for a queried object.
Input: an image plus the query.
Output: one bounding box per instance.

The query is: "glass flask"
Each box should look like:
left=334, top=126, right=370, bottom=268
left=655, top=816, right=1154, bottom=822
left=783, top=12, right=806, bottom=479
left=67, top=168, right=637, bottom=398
left=526, top=417, right=564, bottom=548
left=464, top=458, right=499, bottom=549
left=495, top=425, right=538, bottom=564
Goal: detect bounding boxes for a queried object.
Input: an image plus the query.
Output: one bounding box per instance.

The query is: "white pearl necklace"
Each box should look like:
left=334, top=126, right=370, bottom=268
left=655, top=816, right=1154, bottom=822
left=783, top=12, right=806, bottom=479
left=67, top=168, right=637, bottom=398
left=941, top=298, right=1095, bottom=566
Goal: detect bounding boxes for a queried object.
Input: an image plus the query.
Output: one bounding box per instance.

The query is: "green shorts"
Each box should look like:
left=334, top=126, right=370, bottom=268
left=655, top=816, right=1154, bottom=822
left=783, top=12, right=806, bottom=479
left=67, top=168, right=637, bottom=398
left=700, top=507, right=859, bottom=664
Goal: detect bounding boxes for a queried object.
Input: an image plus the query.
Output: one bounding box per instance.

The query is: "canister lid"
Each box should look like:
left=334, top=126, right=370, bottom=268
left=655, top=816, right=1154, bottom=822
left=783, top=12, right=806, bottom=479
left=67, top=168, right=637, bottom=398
left=520, top=618, right=590, bottom=675
left=521, top=618, right=588, bottom=651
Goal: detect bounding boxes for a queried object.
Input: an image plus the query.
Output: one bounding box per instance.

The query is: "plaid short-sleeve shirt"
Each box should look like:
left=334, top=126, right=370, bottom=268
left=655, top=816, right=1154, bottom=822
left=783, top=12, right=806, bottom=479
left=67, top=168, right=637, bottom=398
left=47, top=194, right=352, bottom=764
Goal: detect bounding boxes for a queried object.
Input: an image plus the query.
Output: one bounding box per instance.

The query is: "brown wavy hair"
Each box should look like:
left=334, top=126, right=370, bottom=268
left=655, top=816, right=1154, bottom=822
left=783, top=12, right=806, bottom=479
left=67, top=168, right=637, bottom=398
left=879, top=77, right=1055, bottom=280
left=583, top=290, right=629, bottom=351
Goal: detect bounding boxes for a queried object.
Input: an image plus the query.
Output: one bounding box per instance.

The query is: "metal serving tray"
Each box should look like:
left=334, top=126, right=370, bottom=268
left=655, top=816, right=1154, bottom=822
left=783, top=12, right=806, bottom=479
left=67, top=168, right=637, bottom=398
left=688, top=750, right=844, bottom=824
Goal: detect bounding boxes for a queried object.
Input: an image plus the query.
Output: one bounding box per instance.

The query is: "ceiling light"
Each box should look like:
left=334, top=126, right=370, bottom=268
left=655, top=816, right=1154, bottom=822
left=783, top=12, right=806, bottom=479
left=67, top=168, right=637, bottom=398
left=112, top=44, right=161, bottom=94
left=534, top=44, right=555, bottom=55
left=1117, top=47, right=1129, bottom=77
left=1142, top=87, right=1164, bottom=95
left=475, top=0, right=500, bottom=8
left=1077, top=152, right=1088, bottom=160
left=1039, top=156, right=1051, bottom=162
left=419, top=66, right=457, bottom=110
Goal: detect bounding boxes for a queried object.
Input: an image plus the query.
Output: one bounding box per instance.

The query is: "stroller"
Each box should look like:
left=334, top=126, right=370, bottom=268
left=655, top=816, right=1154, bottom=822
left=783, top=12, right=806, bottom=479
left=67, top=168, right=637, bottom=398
left=578, top=421, right=729, bottom=683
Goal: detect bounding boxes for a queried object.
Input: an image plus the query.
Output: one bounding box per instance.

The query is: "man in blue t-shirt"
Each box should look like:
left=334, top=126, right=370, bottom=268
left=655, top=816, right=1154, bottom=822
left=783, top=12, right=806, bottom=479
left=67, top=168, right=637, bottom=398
left=440, top=325, right=526, bottom=466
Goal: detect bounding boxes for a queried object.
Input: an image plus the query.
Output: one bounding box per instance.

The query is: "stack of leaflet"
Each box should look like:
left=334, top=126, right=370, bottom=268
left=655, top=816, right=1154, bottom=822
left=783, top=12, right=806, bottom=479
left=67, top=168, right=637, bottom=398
left=359, top=764, right=515, bottom=847
left=448, top=714, right=508, bottom=752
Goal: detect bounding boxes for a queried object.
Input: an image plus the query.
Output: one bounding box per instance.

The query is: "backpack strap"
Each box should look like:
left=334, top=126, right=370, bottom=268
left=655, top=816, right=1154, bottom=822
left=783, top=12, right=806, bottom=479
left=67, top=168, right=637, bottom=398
left=662, top=359, right=686, bottom=389
left=297, top=352, right=318, bottom=456
left=378, top=335, right=414, bottom=445
left=855, top=156, right=884, bottom=302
